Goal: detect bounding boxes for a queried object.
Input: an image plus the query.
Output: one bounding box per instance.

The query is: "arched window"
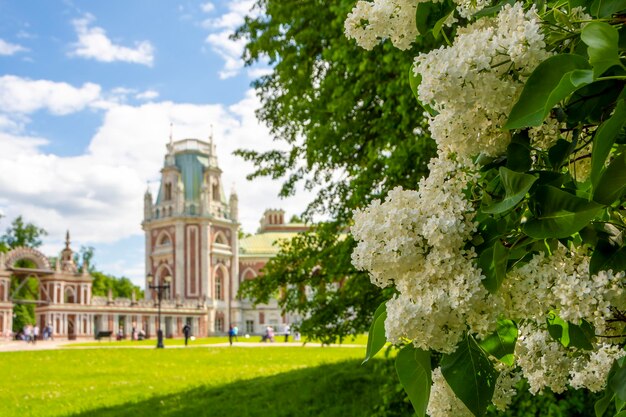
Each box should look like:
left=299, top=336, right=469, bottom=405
left=215, top=313, right=224, bottom=332
left=158, top=233, right=171, bottom=246
left=214, top=232, right=227, bottom=245
left=64, top=287, right=76, bottom=304
left=242, top=268, right=256, bottom=281
left=215, top=274, right=223, bottom=301
left=212, top=181, right=219, bottom=201
left=164, top=183, right=172, bottom=201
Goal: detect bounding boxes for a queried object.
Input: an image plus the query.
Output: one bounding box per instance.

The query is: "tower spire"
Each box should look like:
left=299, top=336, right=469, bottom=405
left=65, top=230, right=71, bottom=249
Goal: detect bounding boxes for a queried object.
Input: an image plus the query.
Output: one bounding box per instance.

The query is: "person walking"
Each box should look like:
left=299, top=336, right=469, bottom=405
left=233, top=325, right=239, bottom=342
left=182, top=322, right=191, bottom=346
left=33, top=325, right=40, bottom=344
left=23, top=324, right=31, bottom=343
left=228, top=325, right=235, bottom=346
left=284, top=324, right=290, bottom=343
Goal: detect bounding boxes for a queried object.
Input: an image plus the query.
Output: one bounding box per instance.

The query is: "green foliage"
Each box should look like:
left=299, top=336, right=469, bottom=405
left=597, top=356, right=626, bottom=416
left=441, top=336, right=499, bottom=416
left=547, top=314, right=596, bottom=350
left=482, top=167, right=537, bottom=214
left=478, top=319, right=518, bottom=367
left=581, top=22, right=624, bottom=78
left=74, top=245, right=96, bottom=271
left=478, top=240, right=509, bottom=293
left=91, top=270, right=143, bottom=299
left=234, top=0, right=437, bottom=344
left=523, top=186, right=604, bottom=239
left=590, top=99, right=626, bottom=188
left=0, top=215, right=47, bottom=251
left=505, top=54, right=592, bottom=129
left=0, top=216, right=47, bottom=331
left=239, top=223, right=386, bottom=344
left=395, top=345, right=431, bottom=417
left=363, top=302, right=387, bottom=365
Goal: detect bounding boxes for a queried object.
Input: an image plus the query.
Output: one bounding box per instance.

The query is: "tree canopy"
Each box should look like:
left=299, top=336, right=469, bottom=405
left=0, top=215, right=47, bottom=252
left=235, top=0, right=436, bottom=342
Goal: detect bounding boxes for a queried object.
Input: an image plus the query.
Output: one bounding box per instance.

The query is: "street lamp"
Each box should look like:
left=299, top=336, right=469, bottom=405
left=147, top=274, right=171, bottom=349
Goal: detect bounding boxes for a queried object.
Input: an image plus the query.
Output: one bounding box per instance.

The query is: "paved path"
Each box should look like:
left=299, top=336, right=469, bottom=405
left=0, top=340, right=364, bottom=352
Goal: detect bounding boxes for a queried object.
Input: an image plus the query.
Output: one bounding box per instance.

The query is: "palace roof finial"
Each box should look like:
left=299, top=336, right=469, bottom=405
left=65, top=230, right=71, bottom=249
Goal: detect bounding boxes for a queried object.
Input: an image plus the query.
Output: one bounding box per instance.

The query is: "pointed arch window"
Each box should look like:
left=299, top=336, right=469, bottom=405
left=215, top=269, right=224, bottom=301
left=164, top=183, right=172, bottom=201
left=212, top=181, right=219, bottom=201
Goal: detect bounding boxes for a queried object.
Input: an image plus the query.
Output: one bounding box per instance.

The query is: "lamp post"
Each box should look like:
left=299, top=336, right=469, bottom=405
left=147, top=274, right=171, bottom=348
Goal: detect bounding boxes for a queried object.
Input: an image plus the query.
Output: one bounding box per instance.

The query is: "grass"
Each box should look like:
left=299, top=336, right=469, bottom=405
left=67, top=334, right=369, bottom=348
left=0, top=345, right=385, bottom=417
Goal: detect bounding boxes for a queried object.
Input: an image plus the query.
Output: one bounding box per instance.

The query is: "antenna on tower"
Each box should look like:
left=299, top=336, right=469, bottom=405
left=169, top=122, right=174, bottom=145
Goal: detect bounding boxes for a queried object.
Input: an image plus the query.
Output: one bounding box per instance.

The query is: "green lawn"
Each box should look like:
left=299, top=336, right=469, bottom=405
left=67, top=334, right=369, bottom=347
left=0, top=345, right=388, bottom=417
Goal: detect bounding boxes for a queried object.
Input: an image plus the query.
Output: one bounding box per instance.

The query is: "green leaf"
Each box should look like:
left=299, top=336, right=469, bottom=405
left=408, top=67, right=437, bottom=116
left=590, top=0, right=626, bottom=18
left=610, top=356, right=626, bottom=403
left=478, top=319, right=518, bottom=366
left=395, top=345, right=432, bottom=417
left=547, top=314, right=595, bottom=350
left=523, top=185, right=603, bottom=239
left=506, top=54, right=592, bottom=129
left=479, top=240, right=509, bottom=293
left=581, top=22, right=624, bottom=78
left=596, top=358, right=624, bottom=417
left=590, top=238, right=626, bottom=275
left=362, top=302, right=387, bottom=365
left=595, top=388, right=614, bottom=417
left=483, top=167, right=537, bottom=214
left=433, top=9, right=453, bottom=39
left=441, top=335, right=499, bottom=416
left=591, top=100, right=626, bottom=188
left=473, top=0, right=516, bottom=18
left=594, top=153, right=626, bottom=205
left=549, top=139, right=576, bottom=169
left=415, top=1, right=453, bottom=36
left=507, top=134, right=532, bottom=172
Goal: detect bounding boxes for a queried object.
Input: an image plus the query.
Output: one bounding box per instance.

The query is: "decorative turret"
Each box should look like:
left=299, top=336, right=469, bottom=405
left=60, top=231, right=78, bottom=274
left=146, top=130, right=231, bottom=221
left=229, top=186, right=238, bottom=222
left=144, top=184, right=153, bottom=220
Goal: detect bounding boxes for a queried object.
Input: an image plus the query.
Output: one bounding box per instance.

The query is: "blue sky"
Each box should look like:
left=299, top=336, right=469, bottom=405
left=0, top=0, right=311, bottom=284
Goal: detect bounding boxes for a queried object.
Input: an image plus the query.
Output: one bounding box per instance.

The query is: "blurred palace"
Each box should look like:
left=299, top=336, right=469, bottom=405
left=0, top=136, right=306, bottom=340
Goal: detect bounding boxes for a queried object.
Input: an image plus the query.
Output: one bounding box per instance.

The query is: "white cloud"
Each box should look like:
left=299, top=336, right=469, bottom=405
left=203, top=0, right=261, bottom=79
left=0, top=75, right=101, bottom=115
left=0, top=38, right=28, bottom=55
left=69, top=14, right=155, bottom=66
left=201, top=2, right=215, bottom=13
left=135, top=89, right=159, bottom=100
left=0, top=83, right=312, bottom=280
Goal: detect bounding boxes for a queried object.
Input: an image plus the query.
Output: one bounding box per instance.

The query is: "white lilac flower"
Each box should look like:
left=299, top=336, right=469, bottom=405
left=427, top=367, right=474, bottom=417
left=515, top=323, right=573, bottom=394
left=414, top=3, right=550, bottom=159
left=570, top=344, right=624, bottom=392
left=344, top=0, right=420, bottom=50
